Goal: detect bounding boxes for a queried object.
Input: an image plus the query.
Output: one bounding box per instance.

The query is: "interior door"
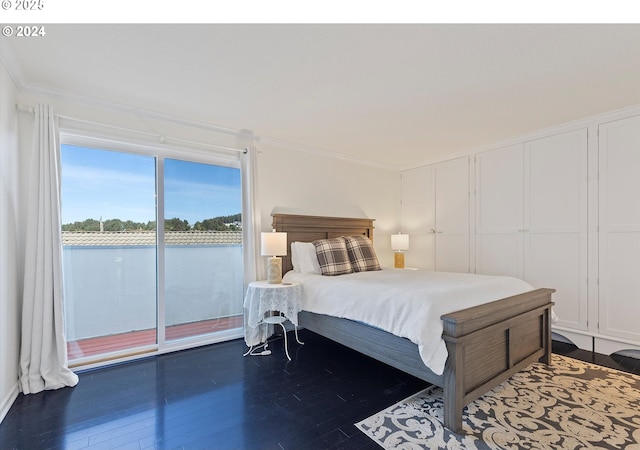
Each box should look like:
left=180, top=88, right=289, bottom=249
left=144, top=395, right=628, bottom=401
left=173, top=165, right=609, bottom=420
left=524, top=129, right=588, bottom=331
left=475, top=144, right=524, bottom=278
left=434, top=157, right=470, bottom=273
left=401, top=165, right=435, bottom=270
left=598, top=115, right=640, bottom=342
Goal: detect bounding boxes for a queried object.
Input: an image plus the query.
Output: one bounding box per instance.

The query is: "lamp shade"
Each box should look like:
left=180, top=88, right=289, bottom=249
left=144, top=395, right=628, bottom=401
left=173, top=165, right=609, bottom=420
left=391, top=233, right=410, bottom=251
left=261, top=232, right=287, bottom=256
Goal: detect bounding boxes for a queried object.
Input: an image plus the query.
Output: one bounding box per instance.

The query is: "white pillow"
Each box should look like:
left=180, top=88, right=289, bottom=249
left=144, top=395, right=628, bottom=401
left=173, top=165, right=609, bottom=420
left=291, top=241, right=302, bottom=272
left=291, top=241, right=322, bottom=274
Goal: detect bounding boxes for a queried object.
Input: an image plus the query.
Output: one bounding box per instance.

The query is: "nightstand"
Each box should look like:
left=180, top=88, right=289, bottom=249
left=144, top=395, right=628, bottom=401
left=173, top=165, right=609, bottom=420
left=243, top=280, right=304, bottom=360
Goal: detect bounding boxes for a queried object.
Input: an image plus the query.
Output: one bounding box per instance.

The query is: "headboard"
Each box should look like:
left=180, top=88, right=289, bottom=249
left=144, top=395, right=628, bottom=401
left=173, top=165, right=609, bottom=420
left=272, top=213, right=375, bottom=274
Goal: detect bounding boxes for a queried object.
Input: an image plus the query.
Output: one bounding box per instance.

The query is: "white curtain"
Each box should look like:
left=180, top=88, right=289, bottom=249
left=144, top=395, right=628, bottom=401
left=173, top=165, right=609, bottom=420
left=20, top=104, right=79, bottom=394
left=241, top=146, right=270, bottom=347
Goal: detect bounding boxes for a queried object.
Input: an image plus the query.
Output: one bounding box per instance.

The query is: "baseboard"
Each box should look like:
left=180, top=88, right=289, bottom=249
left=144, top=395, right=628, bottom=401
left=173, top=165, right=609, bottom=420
left=0, top=382, right=19, bottom=424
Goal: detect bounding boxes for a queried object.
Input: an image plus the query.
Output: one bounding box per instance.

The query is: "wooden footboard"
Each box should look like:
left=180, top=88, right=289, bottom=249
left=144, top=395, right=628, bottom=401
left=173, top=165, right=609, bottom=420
left=441, top=287, right=554, bottom=432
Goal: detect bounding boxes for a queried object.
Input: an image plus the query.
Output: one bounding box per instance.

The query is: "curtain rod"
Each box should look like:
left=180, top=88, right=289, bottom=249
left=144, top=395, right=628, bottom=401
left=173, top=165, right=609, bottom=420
left=15, top=104, right=247, bottom=154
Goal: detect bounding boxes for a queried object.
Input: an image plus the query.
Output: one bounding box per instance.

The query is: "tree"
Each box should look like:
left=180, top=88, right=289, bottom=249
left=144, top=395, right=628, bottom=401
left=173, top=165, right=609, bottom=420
left=103, top=219, right=124, bottom=231
left=193, top=213, right=242, bottom=231
left=61, top=218, right=100, bottom=231
left=164, top=218, right=190, bottom=231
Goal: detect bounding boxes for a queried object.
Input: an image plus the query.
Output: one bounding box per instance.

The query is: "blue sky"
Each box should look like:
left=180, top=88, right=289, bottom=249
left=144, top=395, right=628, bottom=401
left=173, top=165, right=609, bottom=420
left=61, top=145, right=241, bottom=226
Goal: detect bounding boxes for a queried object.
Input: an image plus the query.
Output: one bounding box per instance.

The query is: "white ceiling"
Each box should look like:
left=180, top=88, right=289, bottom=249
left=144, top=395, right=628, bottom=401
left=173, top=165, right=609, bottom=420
left=5, top=24, right=640, bottom=167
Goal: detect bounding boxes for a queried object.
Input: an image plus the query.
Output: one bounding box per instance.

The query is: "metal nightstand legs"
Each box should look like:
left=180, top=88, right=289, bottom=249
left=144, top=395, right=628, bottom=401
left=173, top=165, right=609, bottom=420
left=263, top=315, right=304, bottom=360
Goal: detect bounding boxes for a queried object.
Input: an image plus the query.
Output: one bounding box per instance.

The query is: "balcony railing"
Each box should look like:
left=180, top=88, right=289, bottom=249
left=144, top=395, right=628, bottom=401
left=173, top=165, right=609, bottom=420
left=62, top=231, right=244, bottom=361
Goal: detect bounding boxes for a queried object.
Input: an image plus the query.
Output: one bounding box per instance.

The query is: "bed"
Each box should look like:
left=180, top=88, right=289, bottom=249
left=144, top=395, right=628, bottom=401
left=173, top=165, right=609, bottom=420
left=272, top=213, right=554, bottom=434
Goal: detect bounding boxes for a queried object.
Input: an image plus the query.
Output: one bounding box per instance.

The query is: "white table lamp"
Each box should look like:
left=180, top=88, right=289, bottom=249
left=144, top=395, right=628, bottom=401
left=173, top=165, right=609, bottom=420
left=261, top=231, right=288, bottom=283
left=391, top=233, right=409, bottom=268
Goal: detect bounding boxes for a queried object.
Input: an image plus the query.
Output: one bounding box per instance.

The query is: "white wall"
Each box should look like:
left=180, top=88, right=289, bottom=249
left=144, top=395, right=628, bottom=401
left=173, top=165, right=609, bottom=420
left=0, top=60, right=22, bottom=422
left=257, top=141, right=400, bottom=267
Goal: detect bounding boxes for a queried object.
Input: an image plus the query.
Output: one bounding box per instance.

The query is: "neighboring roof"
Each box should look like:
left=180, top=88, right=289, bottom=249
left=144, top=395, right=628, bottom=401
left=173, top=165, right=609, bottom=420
left=62, top=231, right=242, bottom=246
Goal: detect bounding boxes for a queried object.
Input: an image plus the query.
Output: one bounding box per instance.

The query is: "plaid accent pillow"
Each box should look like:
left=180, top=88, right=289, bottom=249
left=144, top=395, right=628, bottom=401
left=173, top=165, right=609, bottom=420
left=313, top=237, right=353, bottom=276
left=343, top=235, right=381, bottom=272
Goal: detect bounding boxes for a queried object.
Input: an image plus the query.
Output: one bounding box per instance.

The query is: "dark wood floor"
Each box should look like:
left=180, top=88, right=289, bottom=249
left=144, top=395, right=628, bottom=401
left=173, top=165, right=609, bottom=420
left=2, top=330, right=639, bottom=450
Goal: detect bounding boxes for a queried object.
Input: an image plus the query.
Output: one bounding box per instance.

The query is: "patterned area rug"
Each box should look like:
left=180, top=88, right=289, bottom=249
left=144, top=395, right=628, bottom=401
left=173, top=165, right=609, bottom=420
left=356, top=355, right=640, bottom=449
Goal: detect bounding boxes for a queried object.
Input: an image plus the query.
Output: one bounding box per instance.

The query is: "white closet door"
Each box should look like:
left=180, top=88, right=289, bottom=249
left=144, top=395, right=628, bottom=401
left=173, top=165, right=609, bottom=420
left=599, top=115, right=640, bottom=343
left=524, top=129, right=588, bottom=331
left=475, top=144, right=524, bottom=278
left=401, top=165, right=435, bottom=270
left=434, top=157, right=470, bottom=273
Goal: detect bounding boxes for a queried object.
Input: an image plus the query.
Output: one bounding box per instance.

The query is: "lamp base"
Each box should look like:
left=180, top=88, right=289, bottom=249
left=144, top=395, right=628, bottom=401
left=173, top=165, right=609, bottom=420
left=267, top=256, right=283, bottom=284
left=394, top=252, right=405, bottom=269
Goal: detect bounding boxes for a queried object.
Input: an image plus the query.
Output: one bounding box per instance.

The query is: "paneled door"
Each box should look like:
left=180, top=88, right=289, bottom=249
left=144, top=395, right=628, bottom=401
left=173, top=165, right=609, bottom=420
left=599, top=115, right=640, bottom=343
left=475, top=144, right=524, bottom=278
left=524, top=129, right=588, bottom=332
left=401, top=156, right=470, bottom=272
left=401, top=165, right=435, bottom=270
left=433, top=157, right=470, bottom=273
left=474, top=130, right=588, bottom=332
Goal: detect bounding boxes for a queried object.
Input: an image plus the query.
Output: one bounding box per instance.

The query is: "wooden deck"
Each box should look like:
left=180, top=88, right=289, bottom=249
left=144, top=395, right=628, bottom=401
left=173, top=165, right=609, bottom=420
left=67, top=315, right=244, bottom=360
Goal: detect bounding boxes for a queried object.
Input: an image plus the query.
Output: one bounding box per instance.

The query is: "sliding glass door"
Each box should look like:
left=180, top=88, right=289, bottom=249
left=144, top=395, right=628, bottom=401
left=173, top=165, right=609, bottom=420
left=61, top=143, right=243, bottom=364
left=61, top=145, right=158, bottom=360
left=163, top=158, right=243, bottom=342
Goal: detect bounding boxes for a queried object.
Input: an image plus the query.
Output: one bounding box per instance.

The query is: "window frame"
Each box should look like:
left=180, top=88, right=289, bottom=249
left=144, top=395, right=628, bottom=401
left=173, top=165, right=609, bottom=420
left=60, top=128, right=245, bottom=370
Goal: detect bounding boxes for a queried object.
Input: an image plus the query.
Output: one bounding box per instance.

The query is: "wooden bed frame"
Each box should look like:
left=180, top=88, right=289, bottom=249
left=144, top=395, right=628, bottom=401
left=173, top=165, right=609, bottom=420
left=273, top=213, right=555, bottom=433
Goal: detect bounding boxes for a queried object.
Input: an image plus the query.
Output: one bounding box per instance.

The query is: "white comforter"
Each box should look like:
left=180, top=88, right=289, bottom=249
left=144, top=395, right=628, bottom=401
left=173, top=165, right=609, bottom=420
left=283, top=268, right=535, bottom=376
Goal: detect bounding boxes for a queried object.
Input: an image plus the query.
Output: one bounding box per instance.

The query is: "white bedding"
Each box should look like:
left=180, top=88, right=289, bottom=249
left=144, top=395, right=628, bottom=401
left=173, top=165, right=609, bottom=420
left=283, top=268, right=535, bottom=376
